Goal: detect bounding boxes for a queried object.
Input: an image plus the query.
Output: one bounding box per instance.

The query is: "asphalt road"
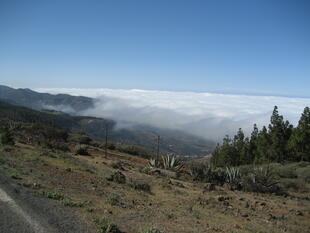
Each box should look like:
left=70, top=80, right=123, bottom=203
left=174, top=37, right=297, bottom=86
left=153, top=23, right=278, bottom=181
left=0, top=174, right=93, bottom=233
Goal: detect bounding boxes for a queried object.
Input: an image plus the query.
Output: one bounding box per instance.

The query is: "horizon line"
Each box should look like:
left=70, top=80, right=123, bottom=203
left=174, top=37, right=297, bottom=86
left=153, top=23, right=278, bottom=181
left=1, top=83, right=310, bottom=100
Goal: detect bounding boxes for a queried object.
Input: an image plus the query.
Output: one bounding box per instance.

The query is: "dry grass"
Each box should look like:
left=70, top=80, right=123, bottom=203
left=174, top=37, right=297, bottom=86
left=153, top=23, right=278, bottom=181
left=1, top=143, right=309, bottom=233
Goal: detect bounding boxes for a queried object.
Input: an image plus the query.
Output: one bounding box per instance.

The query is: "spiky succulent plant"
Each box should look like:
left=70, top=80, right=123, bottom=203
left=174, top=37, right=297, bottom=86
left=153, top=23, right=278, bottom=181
left=225, top=167, right=241, bottom=184
left=161, top=154, right=183, bottom=170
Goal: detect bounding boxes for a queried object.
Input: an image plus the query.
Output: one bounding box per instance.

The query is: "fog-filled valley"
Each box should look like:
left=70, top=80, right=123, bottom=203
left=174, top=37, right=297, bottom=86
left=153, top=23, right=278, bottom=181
left=36, top=87, right=310, bottom=141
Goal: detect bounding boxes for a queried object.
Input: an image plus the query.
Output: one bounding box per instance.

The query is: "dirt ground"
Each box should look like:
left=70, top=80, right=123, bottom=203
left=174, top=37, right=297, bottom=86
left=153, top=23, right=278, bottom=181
left=0, top=143, right=309, bottom=233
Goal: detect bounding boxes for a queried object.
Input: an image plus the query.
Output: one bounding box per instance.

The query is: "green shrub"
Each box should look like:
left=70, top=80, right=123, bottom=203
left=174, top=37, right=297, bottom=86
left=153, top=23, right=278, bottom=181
left=10, top=172, right=20, bottom=179
left=164, top=212, right=176, bottom=219
left=108, top=193, right=121, bottom=206
left=81, top=168, right=95, bottom=174
left=75, top=145, right=89, bottom=156
left=93, top=217, right=120, bottom=233
left=29, top=123, right=68, bottom=142
left=130, top=181, right=151, bottom=193
left=39, top=191, right=83, bottom=207
left=189, top=162, right=226, bottom=185
left=294, top=162, right=310, bottom=183
left=22, top=182, right=41, bottom=189
left=275, top=166, right=298, bottom=179
left=38, top=140, right=69, bottom=151
left=139, top=226, right=163, bottom=233
left=2, top=145, right=14, bottom=152
left=80, top=136, right=92, bottom=144
left=61, top=198, right=83, bottom=207
left=110, top=162, right=123, bottom=170
left=107, top=172, right=126, bottom=184
left=141, top=166, right=151, bottom=174
left=40, top=191, right=66, bottom=200
left=65, top=167, right=72, bottom=172
left=281, top=179, right=309, bottom=193
left=242, top=166, right=282, bottom=194
left=0, top=157, right=4, bottom=165
left=0, top=128, right=14, bottom=145
left=296, top=166, right=310, bottom=183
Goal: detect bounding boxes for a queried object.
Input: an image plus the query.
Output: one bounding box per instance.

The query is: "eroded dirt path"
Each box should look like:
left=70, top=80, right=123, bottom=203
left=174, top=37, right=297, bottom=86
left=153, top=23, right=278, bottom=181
left=0, top=174, right=93, bottom=233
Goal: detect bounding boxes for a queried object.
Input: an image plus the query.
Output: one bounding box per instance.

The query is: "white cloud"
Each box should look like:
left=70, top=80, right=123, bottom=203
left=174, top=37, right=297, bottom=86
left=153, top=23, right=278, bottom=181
left=35, top=88, right=310, bottom=141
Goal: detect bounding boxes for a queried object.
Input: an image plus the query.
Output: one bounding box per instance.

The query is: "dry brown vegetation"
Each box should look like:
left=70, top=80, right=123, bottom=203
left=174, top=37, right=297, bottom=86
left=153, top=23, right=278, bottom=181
left=1, top=140, right=310, bottom=233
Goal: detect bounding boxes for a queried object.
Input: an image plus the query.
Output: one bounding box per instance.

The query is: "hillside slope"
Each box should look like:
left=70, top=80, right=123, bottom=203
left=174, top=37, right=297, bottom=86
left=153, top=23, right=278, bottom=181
left=0, top=85, right=94, bottom=113
left=0, top=100, right=214, bottom=156
left=0, top=129, right=309, bottom=233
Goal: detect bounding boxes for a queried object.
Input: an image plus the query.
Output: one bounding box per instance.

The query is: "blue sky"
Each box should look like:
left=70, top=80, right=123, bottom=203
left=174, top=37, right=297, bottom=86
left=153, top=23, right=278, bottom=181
left=0, top=0, right=309, bottom=97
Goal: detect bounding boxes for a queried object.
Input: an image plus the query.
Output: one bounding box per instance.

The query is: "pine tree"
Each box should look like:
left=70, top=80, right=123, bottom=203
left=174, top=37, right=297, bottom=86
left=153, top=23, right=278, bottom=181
left=288, top=107, right=310, bottom=161
left=212, top=135, right=237, bottom=167
left=268, top=106, right=292, bottom=162
left=211, top=143, right=221, bottom=166
left=211, top=106, right=304, bottom=166
left=233, top=128, right=247, bottom=164
left=255, top=126, right=271, bottom=163
left=247, top=124, right=259, bottom=164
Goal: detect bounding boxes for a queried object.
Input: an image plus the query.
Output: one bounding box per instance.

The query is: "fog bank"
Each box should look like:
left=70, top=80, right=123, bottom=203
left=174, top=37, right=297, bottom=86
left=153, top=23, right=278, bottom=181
left=35, top=88, right=310, bottom=141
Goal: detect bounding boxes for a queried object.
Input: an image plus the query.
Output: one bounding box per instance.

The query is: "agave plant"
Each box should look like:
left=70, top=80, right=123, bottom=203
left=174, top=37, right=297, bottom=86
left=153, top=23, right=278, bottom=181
left=189, top=162, right=211, bottom=180
left=225, top=167, right=241, bottom=184
left=148, top=157, right=161, bottom=168
left=225, top=167, right=241, bottom=190
left=242, top=165, right=281, bottom=193
left=189, top=162, right=226, bottom=185
left=251, top=166, right=278, bottom=187
left=161, top=154, right=183, bottom=171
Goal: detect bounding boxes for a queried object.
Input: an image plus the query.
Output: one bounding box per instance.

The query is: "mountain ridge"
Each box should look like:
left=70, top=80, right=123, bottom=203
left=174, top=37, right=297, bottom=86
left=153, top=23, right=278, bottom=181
left=0, top=86, right=215, bottom=156
left=0, top=85, right=94, bottom=113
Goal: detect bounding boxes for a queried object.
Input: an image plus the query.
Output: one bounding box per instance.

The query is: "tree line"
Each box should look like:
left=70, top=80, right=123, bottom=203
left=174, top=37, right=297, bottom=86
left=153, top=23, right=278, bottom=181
left=211, top=106, right=310, bottom=166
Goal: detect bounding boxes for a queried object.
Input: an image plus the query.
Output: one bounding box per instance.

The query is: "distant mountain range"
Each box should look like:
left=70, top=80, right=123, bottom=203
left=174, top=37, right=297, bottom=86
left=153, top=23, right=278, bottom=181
left=0, top=85, right=215, bottom=156
left=0, top=85, right=94, bottom=113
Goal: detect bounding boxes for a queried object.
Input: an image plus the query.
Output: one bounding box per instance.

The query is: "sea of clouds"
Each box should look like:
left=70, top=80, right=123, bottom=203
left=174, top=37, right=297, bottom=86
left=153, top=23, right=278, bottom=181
left=35, top=88, right=310, bottom=141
